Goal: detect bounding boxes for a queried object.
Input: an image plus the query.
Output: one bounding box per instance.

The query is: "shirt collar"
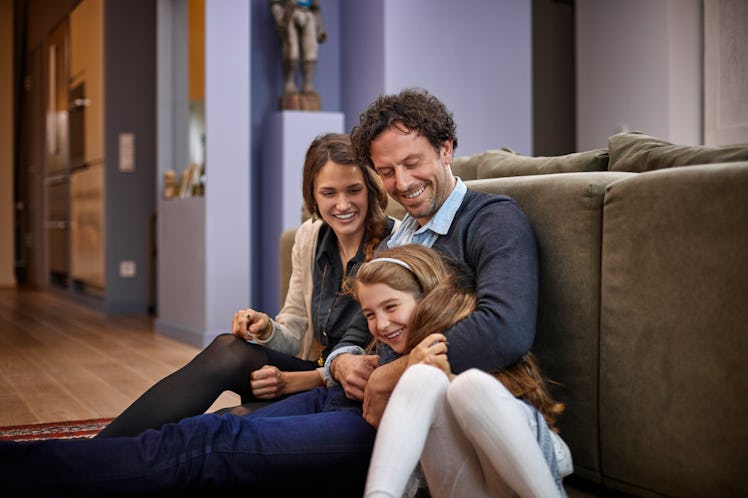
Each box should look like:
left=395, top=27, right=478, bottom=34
left=315, top=223, right=365, bottom=268
left=315, top=223, right=338, bottom=265
left=414, top=177, right=467, bottom=235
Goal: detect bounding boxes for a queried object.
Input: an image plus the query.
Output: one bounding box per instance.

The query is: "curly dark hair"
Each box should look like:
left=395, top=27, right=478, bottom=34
left=350, top=88, right=458, bottom=168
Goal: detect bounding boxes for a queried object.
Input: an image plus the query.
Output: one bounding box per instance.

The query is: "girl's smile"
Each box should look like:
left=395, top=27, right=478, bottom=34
left=357, top=282, right=418, bottom=354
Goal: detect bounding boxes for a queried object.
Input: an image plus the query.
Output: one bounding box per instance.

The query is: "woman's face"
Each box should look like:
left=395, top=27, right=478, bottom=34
left=357, top=282, right=419, bottom=354
left=314, top=161, right=368, bottom=240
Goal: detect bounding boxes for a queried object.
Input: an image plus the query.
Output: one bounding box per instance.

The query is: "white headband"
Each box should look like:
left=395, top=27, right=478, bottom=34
left=368, top=257, right=414, bottom=273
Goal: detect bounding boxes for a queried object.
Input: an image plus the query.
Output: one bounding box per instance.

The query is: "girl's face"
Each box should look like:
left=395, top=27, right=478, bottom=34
left=357, top=282, right=419, bottom=354
left=314, top=161, right=368, bottom=240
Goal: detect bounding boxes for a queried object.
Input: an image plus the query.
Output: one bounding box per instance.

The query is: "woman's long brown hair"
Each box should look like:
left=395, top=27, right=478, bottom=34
left=349, top=244, right=565, bottom=432
left=301, top=132, right=389, bottom=260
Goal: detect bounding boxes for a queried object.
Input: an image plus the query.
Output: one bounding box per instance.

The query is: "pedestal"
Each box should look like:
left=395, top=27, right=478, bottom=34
left=258, top=110, right=344, bottom=315
left=155, top=197, right=207, bottom=347
left=279, top=92, right=321, bottom=111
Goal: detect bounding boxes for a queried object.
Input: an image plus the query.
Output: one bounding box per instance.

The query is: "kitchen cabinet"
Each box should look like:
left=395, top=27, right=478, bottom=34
left=68, top=0, right=105, bottom=290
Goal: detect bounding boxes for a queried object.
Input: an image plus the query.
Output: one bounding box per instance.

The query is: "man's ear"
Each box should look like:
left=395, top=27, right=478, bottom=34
left=440, top=139, right=454, bottom=165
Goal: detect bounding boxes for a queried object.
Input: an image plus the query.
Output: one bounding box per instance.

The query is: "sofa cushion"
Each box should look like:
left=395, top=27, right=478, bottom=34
left=466, top=171, right=633, bottom=482
left=608, top=131, right=748, bottom=172
left=450, top=155, right=479, bottom=181
left=469, top=147, right=609, bottom=179
left=599, top=162, right=748, bottom=496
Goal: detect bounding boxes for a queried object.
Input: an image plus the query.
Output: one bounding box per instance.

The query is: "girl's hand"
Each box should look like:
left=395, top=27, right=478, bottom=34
left=422, top=353, right=452, bottom=378
left=250, top=365, right=286, bottom=399
left=407, top=333, right=451, bottom=375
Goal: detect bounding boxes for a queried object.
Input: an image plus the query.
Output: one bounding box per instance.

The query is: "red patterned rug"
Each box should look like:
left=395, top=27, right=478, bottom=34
left=0, top=418, right=112, bottom=441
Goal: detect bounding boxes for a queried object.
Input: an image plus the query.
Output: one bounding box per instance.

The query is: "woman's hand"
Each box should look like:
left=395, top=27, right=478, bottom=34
left=250, top=366, right=326, bottom=399
left=232, top=308, right=272, bottom=342
left=407, top=333, right=451, bottom=376
left=250, top=365, right=286, bottom=399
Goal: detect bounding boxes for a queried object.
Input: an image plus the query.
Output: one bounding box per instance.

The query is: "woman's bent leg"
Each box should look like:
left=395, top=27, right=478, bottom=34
left=447, top=369, right=565, bottom=498
left=98, top=334, right=313, bottom=438
left=1, top=393, right=376, bottom=496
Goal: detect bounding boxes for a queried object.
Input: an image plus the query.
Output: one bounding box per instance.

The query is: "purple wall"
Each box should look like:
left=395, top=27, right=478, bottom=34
left=251, top=0, right=533, bottom=154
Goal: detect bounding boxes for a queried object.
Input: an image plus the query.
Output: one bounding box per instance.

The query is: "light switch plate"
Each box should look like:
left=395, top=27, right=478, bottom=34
left=119, top=260, right=136, bottom=278
left=119, top=133, right=135, bottom=172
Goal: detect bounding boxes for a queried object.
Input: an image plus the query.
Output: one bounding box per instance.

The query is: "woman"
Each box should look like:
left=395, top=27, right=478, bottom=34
left=98, top=132, right=397, bottom=437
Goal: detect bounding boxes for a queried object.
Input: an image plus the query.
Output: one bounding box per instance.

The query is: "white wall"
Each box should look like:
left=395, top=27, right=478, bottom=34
left=0, top=0, right=15, bottom=287
left=576, top=0, right=702, bottom=150
left=204, top=0, right=252, bottom=339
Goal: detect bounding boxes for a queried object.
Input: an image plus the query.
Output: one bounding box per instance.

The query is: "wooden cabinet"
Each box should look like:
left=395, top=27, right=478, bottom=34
left=70, top=163, right=104, bottom=288
left=68, top=0, right=105, bottom=290
left=69, top=0, right=104, bottom=166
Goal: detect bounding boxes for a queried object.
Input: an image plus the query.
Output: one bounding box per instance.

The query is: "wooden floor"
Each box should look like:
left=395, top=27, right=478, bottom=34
left=0, top=287, right=239, bottom=427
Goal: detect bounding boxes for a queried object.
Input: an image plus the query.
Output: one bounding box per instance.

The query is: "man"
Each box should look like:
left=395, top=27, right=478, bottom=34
left=324, top=88, right=539, bottom=426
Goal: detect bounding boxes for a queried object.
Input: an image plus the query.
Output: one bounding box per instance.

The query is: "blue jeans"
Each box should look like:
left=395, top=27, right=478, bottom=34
left=0, top=387, right=376, bottom=496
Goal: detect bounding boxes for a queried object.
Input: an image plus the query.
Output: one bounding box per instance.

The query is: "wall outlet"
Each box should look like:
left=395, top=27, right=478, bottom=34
left=119, top=260, right=136, bottom=278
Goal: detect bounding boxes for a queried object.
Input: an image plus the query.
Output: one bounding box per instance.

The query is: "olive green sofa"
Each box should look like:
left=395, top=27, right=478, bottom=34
left=279, top=132, right=748, bottom=497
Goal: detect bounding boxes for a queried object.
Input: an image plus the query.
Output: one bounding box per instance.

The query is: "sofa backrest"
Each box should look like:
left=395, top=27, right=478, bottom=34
left=451, top=132, right=748, bottom=183
left=466, top=171, right=633, bottom=482
left=598, top=161, right=748, bottom=496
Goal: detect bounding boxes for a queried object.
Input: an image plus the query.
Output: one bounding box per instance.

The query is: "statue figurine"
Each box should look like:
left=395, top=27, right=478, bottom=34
left=270, top=0, right=327, bottom=111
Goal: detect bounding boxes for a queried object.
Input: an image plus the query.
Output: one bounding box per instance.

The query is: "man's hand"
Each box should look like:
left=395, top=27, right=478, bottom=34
left=331, top=353, right=380, bottom=401
left=250, top=365, right=285, bottom=399
left=362, top=357, right=408, bottom=427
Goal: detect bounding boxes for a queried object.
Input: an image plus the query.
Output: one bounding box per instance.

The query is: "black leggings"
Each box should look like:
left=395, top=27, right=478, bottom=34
left=96, top=333, right=317, bottom=438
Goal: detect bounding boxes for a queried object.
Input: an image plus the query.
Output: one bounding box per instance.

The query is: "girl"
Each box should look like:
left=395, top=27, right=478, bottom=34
left=98, top=132, right=397, bottom=437
left=348, top=244, right=573, bottom=498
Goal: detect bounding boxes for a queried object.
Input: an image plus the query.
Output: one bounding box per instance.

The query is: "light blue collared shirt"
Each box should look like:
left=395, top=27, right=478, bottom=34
left=387, top=177, right=467, bottom=249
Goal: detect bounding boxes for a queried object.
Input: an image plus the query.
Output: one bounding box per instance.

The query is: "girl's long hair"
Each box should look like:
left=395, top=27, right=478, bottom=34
left=349, top=244, right=564, bottom=431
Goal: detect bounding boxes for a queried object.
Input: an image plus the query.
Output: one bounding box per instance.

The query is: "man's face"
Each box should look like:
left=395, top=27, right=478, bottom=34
left=370, top=127, right=455, bottom=226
